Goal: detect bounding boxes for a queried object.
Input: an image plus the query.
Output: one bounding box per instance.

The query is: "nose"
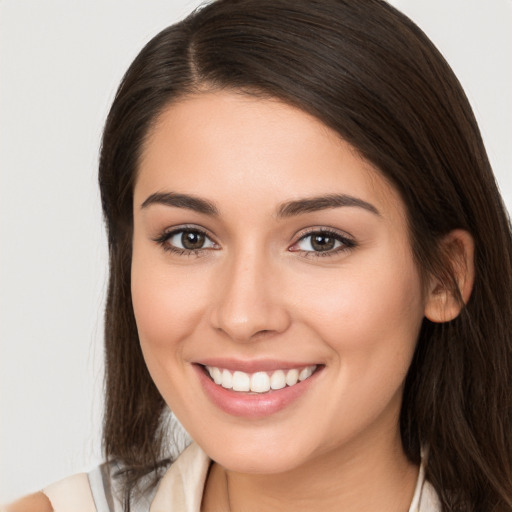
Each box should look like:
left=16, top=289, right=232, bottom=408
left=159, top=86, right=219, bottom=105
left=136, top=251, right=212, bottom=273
left=208, top=249, right=291, bottom=342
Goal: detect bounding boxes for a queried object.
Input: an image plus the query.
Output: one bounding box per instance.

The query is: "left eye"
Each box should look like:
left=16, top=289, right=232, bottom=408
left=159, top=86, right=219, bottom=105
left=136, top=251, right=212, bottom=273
left=166, top=229, right=216, bottom=250
left=294, top=232, right=348, bottom=252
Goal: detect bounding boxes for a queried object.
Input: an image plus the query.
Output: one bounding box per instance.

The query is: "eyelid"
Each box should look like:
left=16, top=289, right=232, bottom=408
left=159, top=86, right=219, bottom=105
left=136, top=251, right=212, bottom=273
left=289, top=227, right=356, bottom=256
left=152, top=224, right=219, bottom=255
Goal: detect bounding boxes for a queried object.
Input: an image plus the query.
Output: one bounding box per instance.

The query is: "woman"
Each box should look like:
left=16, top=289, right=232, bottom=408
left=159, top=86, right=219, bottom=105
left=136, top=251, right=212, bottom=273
left=5, top=0, right=511, bottom=510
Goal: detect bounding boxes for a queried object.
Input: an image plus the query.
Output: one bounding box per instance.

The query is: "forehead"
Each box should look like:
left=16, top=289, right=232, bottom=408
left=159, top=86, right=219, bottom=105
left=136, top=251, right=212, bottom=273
left=135, top=91, right=405, bottom=221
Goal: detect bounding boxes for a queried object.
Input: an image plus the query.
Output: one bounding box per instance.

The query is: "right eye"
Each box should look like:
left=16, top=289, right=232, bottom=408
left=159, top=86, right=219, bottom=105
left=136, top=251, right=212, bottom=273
left=155, top=228, right=218, bottom=254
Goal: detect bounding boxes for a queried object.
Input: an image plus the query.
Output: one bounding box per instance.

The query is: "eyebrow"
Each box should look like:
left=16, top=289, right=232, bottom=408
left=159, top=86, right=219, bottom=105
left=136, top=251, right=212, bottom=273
left=140, top=191, right=380, bottom=217
left=141, top=192, right=219, bottom=216
left=276, top=194, right=380, bottom=217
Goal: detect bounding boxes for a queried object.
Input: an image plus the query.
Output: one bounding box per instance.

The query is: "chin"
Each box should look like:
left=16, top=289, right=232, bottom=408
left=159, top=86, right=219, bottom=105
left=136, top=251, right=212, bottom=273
left=215, top=449, right=308, bottom=475
left=192, top=425, right=317, bottom=474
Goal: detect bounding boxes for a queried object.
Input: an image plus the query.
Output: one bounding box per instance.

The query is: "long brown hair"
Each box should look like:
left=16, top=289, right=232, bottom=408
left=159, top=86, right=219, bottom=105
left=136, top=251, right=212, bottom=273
left=99, top=0, right=512, bottom=509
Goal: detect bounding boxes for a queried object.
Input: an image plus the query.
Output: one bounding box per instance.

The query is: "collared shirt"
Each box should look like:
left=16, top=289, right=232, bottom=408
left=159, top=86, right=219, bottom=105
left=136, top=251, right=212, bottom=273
left=43, top=442, right=441, bottom=511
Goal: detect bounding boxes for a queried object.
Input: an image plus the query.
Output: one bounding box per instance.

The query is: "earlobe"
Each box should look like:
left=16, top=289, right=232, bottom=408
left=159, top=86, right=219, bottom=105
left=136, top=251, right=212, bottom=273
left=424, top=229, right=475, bottom=323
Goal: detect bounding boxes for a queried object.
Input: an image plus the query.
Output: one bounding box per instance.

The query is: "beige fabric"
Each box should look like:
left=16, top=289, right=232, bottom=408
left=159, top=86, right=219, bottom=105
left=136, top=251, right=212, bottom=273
left=150, top=442, right=442, bottom=512
left=408, top=462, right=442, bottom=512
left=42, top=473, right=96, bottom=512
left=417, top=481, right=442, bottom=512
left=150, top=442, right=210, bottom=512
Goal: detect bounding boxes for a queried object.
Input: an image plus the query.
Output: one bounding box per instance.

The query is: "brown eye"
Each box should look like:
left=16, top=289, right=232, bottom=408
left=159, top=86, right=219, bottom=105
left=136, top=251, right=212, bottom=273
left=310, top=234, right=336, bottom=251
left=181, top=230, right=206, bottom=250
left=160, top=228, right=217, bottom=253
left=291, top=230, right=355, bottom=256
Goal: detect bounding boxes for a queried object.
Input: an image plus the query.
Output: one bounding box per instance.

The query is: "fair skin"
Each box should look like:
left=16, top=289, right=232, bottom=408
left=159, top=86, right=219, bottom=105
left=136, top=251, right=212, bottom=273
left=131, top=90, right=471, bottom=512
left=3, top=493, right=53, bottom=512
left=7, top=90, right=473, bottom=512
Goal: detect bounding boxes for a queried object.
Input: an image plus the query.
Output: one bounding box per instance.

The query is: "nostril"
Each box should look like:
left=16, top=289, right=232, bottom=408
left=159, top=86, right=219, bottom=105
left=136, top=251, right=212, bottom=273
left=253, top=329, right=271, bottom=337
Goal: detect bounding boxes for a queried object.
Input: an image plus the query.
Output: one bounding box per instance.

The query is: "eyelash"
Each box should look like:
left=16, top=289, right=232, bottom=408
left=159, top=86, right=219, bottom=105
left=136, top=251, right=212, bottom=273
left=290, top=228, right=356, bottom=258
left=153, top=226, right=217, bottom=257
left=153, top=226, right=356, bottom=258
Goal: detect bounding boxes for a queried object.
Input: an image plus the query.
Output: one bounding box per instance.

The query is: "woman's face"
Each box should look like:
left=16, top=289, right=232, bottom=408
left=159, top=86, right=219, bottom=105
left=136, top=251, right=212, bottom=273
left=131, top=91, right=427, bottom=474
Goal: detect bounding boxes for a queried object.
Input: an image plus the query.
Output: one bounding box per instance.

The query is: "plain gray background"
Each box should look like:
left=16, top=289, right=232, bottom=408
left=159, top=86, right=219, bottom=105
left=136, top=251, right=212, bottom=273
left=1, top=0, right=511, bottom=502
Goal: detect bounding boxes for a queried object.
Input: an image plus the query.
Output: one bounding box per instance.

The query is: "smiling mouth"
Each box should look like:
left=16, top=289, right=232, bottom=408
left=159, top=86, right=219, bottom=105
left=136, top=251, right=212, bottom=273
left=202, top=364, right=319, bottom=394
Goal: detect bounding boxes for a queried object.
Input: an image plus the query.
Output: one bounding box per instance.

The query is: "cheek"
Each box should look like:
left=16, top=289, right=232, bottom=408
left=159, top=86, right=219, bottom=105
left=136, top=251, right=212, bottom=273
left=289, top=253, right=424, bottom=437
left=130, top=244, right=209, bottom=359
left=292, top=251, right=424, bottom=362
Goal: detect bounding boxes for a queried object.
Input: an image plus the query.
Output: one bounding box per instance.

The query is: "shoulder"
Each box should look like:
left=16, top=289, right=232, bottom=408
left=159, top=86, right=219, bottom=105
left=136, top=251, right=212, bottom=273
left=1, top=445, right=206, bottom=512
left=1, top=473, right=96, bottom=512
left=35, top=459, right=171, bottom=512
left=1, top=492, right=53, bottom=512
left=43, top=473, right=96, bottom=512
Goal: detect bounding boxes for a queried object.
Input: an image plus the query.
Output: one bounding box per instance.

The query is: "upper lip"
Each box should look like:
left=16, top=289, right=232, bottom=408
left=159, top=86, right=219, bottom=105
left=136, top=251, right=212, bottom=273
left=194, top=358, right=321, bottom=373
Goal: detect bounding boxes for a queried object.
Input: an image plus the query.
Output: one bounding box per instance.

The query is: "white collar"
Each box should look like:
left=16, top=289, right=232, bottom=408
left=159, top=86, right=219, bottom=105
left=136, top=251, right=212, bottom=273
left=150, top=443, right=441, bottom=512
left=150, top=442, right=210, bottom=512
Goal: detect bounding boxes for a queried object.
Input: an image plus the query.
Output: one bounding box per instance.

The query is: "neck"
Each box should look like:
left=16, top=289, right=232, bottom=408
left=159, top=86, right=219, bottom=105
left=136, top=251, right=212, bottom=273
left=202, top=428, right=419, bottom=512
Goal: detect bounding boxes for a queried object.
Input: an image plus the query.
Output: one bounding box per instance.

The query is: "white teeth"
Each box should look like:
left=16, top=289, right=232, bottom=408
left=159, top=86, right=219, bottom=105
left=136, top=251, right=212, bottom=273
left=270, top=370, right=286, bottom=390
left=205, top=365, right=317, bottom=393
left=232, top=371, right=250, bottom=392
left=212, top=367, right=222, bottom=385
left=251, top=372, right=270, bottom=393
left=221, top=369, right=233, bottom=389
left=285, top=368, right=299, bottom=386
left=299, top=366, right=313, bottom=381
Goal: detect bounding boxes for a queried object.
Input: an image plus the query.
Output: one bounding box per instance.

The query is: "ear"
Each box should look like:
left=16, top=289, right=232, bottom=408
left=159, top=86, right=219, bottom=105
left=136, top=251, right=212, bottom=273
left=424, top=229, right=475, bottom=323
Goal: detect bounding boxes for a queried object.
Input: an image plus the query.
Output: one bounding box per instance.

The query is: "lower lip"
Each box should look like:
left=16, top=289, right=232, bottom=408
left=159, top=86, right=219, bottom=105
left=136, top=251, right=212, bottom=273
left=194, top=365, right=322, bottom=418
